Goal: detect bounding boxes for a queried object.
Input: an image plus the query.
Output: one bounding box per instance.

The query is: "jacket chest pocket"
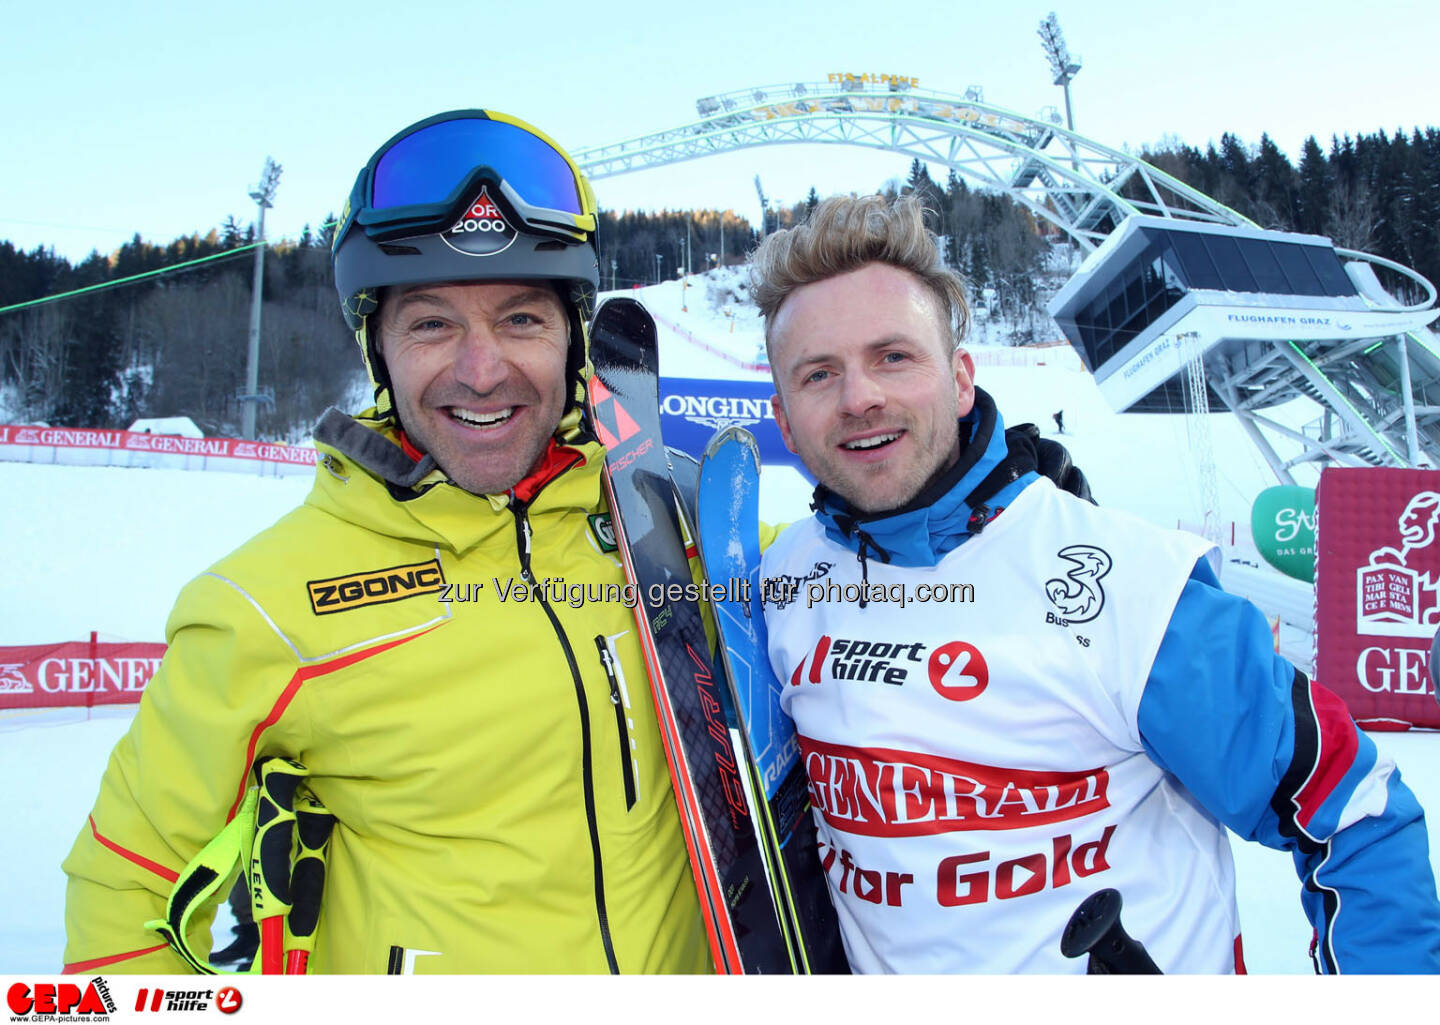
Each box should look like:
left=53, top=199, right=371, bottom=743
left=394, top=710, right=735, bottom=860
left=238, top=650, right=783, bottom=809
left=594, top=633, right=639, bottom=811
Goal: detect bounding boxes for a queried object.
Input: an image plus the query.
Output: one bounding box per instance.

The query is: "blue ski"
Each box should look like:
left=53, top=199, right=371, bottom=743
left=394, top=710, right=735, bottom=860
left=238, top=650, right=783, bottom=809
left=695, top=425, right=849, bottom=973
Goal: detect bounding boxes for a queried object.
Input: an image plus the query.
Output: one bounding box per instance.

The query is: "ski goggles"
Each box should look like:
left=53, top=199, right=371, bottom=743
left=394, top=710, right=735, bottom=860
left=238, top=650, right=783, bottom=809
left=336, top=110, right=597, bottom=248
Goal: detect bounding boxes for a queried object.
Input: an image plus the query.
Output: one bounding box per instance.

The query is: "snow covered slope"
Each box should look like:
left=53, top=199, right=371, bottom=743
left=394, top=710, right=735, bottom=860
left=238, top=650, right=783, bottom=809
left=3, top=274, right=1435, bottom=975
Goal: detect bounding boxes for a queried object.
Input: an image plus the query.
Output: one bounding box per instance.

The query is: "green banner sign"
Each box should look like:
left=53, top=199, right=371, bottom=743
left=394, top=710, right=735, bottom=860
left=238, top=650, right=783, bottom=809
left=1251, top=485, right=1316, bottom=582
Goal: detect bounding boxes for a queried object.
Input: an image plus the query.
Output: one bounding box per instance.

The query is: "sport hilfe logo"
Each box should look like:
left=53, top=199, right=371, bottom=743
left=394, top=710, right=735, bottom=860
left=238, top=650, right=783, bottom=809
left=790, top=635, right=922, bottom=687
left=788, top=635, right=989, bottom=700
left=927, top=640, right=989, bottom=701
left=441, top=187, right=516, bottom=257
left=133, top=986, right=242, bottom=1014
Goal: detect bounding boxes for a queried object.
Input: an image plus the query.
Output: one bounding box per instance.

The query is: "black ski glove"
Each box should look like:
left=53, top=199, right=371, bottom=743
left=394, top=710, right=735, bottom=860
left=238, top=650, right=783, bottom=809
left=1005, top=423, right=1095, bottom=504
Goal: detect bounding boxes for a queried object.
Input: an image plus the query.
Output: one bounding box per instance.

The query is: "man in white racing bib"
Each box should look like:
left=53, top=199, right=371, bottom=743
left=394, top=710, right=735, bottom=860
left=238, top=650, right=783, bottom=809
left=748, top=194, right=1440, bottom=973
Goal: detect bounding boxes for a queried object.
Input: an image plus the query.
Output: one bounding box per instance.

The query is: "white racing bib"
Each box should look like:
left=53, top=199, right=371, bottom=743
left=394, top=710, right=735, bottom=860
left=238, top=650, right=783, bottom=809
left=762, top=480, right=1240, bottom=973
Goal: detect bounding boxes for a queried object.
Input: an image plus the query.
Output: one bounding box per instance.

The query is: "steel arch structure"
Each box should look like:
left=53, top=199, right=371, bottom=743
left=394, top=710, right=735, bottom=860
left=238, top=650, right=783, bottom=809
left=575, top=78, right=1440, bottom=477
left=571, top=79, right=1252, bottom=253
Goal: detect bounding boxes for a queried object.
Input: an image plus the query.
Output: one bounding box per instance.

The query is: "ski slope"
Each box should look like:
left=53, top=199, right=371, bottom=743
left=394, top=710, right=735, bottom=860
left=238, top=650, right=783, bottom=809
left=2, top=272, right=1437, bottom=975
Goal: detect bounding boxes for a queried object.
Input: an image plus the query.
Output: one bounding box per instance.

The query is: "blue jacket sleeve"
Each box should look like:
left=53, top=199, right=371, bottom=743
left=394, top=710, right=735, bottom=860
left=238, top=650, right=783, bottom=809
left=1137, top=558, right=1440, bottom=973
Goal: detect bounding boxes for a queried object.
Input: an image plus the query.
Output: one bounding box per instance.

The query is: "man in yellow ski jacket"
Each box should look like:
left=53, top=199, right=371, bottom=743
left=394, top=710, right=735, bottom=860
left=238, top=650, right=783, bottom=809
left=62, top=110, right=712, bottom=974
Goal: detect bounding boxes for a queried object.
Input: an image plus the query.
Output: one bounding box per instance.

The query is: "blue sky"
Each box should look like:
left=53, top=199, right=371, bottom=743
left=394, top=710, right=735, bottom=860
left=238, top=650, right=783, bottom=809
left=4, top=0, right=1437, bottom=263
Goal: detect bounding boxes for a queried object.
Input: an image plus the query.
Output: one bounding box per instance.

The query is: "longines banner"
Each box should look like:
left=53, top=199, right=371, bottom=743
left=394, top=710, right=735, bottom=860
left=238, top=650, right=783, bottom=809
left=0, top=641, right=165, bottom=710
left=1315, top=467, right=1440, bottom=730
left=658, top=376, right=811, bottom=477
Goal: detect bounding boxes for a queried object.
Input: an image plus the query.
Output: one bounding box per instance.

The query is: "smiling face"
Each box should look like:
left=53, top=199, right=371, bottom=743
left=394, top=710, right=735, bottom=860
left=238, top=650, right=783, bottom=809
left=769, top=262, right=976, bottom=514
left=377, top=280, right=570, bottom=496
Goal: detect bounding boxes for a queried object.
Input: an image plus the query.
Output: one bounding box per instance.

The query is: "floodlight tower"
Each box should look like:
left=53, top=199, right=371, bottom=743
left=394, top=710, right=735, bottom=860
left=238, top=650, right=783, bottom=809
left=1037, top=12, right=1082, bottom=132
left=241, top=156, right=282, bottom=440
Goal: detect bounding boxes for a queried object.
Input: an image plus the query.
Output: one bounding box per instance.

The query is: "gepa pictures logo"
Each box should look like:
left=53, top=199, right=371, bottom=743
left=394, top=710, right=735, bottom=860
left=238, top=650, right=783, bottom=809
left=7, top=978, right=116, bottom=1019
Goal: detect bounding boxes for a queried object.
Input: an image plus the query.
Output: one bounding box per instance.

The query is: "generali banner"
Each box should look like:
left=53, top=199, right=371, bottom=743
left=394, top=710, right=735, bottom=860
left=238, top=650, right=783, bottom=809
left=0, top=641, right=165, bottom=710
left=1315, top=467, right=1440, bottom=730
left=0, top=424, right=317, bottom=466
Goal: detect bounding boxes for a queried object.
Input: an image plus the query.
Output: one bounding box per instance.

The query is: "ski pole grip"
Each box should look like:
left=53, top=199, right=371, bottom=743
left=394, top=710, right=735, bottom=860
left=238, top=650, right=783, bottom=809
left=252, top=757, right=306, bottom=974
left=285, top=793, right=336, bottom=975
left=1060, top=888, right=1161, bottom=974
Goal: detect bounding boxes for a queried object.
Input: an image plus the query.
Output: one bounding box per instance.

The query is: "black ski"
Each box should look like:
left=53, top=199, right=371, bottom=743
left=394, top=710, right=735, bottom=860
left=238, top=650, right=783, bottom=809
left=586, top=297, right=792, bottom=973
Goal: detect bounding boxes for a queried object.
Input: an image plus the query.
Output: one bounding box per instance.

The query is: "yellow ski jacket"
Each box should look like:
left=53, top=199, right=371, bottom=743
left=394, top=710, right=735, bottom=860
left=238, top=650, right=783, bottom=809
left=62, top=408, right=711, bottom=974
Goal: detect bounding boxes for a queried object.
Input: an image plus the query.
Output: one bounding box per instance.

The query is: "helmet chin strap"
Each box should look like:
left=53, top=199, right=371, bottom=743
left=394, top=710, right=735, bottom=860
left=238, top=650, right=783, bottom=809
left=355, top=318, right=396, bottom=421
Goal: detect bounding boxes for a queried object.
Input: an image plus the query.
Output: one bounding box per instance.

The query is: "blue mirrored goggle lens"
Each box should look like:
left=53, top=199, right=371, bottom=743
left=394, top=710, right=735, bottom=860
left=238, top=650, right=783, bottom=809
left=371, top=118, right=583, bottom=216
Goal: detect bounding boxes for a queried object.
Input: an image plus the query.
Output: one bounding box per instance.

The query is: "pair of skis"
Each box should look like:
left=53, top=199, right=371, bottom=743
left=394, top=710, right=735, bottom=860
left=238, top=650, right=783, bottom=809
left=587, top=298, right=846, bottom=974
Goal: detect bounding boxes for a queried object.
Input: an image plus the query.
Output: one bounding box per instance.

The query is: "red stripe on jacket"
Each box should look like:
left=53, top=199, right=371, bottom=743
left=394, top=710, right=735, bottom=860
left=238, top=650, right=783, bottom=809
left=63, top=942, right=171, bottom=974
left=86, top=815, right=179, bottom=884
left=1293, top=682, right=1360, bottom=830
left=226, top=624, right=441, bottom=821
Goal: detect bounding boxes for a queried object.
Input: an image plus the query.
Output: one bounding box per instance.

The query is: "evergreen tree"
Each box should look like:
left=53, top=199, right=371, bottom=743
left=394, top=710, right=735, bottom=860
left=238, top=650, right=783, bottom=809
left=968, top=239, right=990, bottom=290
left=1253, top=133, right=1297, bottom=229
left=1296, top=136, right=1332, bottom=235
left=903, top=158, right=944, bottom=220
left=220, top=215, right=245, bottom=248
left=10, top=120, right=1440, bottom=432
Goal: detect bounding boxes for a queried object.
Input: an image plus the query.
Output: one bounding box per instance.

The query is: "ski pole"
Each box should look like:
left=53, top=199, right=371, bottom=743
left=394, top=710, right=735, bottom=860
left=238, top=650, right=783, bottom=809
left=284, top=791, right=335, bottom=975
left=1060, top=888, right=1161, bottom=974
left=250, top=757, right=307, bottom=975
left=144, top=786, right=259, bottom=974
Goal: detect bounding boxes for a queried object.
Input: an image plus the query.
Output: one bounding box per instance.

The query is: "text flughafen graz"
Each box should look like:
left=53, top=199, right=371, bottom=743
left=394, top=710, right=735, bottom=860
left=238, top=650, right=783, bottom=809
left=439, top=577, right=974, bottom=611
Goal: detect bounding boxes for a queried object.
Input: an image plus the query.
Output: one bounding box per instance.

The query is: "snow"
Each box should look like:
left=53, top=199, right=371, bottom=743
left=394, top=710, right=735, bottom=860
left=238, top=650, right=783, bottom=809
left=2, top=272, right=1437, bottom=975
left=0, top=465, right=311, bottom=645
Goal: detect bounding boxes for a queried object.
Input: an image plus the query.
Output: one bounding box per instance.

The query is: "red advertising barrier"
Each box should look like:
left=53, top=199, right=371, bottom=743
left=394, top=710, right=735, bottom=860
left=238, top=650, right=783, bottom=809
left=1315, top=467, right=1440, bottom=730
left=0, top=423, right=317, bottom=466
left=0, top=640, right=165, bottom=710
left=649, top=312, right=771, bottom=372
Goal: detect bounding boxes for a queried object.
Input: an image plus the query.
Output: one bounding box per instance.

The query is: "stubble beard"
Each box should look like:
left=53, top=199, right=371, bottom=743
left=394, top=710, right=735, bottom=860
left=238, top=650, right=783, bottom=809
left=397, top=384, right=558, bottom=497
left=817, top=414, right=962, bottom=516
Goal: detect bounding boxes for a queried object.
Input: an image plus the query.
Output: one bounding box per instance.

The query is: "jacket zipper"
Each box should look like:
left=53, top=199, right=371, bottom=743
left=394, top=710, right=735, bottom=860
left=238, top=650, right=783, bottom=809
left=594, top=635, right=638, bottom=810
left=512, top=500, right=620, bottom=974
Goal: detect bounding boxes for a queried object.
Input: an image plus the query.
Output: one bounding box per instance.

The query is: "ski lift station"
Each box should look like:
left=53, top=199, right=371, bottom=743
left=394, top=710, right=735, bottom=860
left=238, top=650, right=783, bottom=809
left=1048, top=218, right=1440, bottom=483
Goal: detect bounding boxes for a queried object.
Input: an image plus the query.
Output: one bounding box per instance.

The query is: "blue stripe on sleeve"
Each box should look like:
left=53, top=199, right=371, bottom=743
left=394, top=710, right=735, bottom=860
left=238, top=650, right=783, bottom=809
left=1138, top=559, right=1440, bottom=972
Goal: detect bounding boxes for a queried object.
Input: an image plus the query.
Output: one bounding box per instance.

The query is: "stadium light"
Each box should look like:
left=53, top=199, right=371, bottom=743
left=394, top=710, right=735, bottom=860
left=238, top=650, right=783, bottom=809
left=241, top=156, right=282, bottom=440
left=1036, top=12, right=1082, bottom=131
